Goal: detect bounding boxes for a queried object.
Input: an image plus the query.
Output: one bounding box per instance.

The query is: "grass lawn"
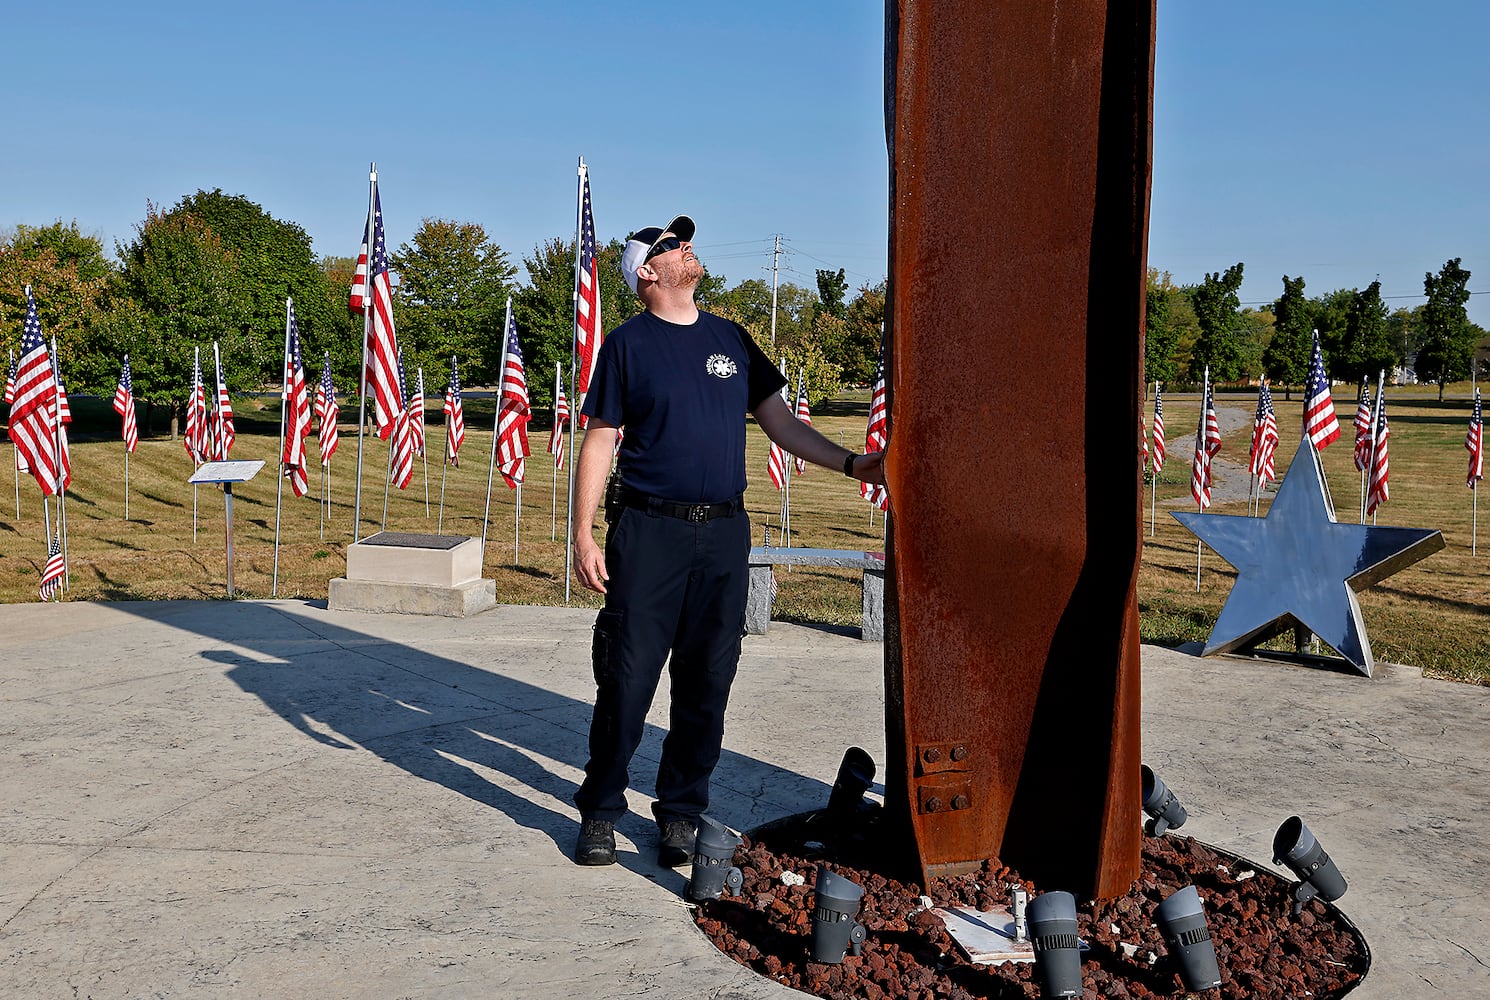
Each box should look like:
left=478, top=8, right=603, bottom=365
left=3, top=385, right=1485, bottom=684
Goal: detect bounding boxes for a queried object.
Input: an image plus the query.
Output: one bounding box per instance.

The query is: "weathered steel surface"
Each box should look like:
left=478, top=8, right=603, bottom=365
left=882, top=0, right=1154, bottom=899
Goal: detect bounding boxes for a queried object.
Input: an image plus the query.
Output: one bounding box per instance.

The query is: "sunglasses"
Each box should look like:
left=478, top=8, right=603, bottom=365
left=644, top=235, right=684, bottom=262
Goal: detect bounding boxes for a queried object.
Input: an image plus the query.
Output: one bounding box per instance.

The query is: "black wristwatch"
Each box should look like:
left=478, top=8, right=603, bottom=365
left=843, top=453, right=858, bottom=477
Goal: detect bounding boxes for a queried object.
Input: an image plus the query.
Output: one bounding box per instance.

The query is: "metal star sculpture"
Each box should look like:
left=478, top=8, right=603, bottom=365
left=1173, top=437, right=1443, bottom=677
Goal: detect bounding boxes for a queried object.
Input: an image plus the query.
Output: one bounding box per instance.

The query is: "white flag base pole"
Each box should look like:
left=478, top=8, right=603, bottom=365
left=438, top=460, right=449, bottom=534
left=1194, top=502, right=1203, bottom=592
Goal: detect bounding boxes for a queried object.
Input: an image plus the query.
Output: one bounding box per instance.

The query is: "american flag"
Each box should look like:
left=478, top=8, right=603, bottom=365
left=1191, top=377, right=1221, bottom=509
left=210, top=346, right=234, bottom=460
left=1139, top=412, right=1149, bottom=470
left=363, top=186, right=403, bottom=439
left=1367, top=391, right=1390, bottom=515
left=411, top=367, right=427, bottom=457
left=1303, top=330, right=1341, bottom=449
left=792, top=370, right=812, bottom=475
left=1352, top=384, right=1374, bottom=472
left=316, top=352, right=339, bottom=465
left=496, top=312, right=531, bottom=488
left=1151, top=387, right=1166, bottom=474
left=185, top=351, right=209, bottom=463
left=281, top=302, right=312, bottom=497
left=38, top=531, right=65, bottom=602
left=3, top=350, right=14, bottom=405
left=1467, top=387, right=1484, bottom=488
left=1249, top=380, right=1279, bottom=485
left=862, top=340, right=888, bottom=510
left=548, top=366, right=568, bottom=470
left=349, top=208, right=369, bottom=314
left=388, top=353, right=414, bottom=489
left=9, top=287, right=61, bottom=495
left=113, top=355, right=138, bottom=454
left=443, top=357, right=466, bottom=467
left=574, top=164, right=602, bottom=408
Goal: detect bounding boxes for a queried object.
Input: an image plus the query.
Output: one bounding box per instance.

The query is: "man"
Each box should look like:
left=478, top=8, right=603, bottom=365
left=571, top=216, right=885, bottom=867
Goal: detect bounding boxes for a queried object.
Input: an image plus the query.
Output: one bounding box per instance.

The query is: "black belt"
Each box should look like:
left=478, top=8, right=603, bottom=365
left=618, top=488, right=743, bottom=522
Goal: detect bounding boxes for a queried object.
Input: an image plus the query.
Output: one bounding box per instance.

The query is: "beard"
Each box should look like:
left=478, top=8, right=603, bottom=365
left=653, top=251, right=704, bottom=290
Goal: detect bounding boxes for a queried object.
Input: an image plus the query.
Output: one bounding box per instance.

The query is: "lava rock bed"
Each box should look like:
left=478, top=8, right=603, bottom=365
left=691, top=813, right=1368, bottom=999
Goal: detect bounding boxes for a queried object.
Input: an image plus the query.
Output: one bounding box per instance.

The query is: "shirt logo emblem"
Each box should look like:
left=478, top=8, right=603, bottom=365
left=705, top=354, right=738, bottom=379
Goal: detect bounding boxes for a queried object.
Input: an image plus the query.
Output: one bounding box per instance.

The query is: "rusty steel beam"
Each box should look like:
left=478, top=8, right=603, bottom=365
left=882, top=0, right=1154, bottom=900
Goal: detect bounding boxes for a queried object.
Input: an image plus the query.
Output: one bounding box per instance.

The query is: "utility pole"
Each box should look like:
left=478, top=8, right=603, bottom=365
left=769, top=234, right=782, bottom=349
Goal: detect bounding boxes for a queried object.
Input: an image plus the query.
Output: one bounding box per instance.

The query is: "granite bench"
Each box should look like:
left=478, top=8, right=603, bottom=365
left=746, top=547, right=886, bottom=641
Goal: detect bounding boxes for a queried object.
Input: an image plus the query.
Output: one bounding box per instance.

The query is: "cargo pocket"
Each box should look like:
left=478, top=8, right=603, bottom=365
left=592, top=609, right=624, bottom=687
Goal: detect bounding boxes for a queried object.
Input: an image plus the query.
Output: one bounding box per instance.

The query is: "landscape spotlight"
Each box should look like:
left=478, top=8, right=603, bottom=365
left=1140, top=764, right=1187, bottom=836
left=1027, top=890, right=1082, bottom=998
left=1155, top=885, right=1223, bottom=991
left=809, top=866, right=867, bottom=964
left=686, top=816, right=744, bottom=903
left=1273, top=816, right=1347, bottom=913
left=825, top=746, right=877, bottom=827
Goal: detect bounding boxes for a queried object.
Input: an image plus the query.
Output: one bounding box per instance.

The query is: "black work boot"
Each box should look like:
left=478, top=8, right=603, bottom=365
left=575, top=818, right=617, bottom=866
left=657, top=819, right=697, bottom=868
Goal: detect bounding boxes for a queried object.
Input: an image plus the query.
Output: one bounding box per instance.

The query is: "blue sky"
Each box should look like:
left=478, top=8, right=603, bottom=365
left=5, top=2, right=1488, bottom=325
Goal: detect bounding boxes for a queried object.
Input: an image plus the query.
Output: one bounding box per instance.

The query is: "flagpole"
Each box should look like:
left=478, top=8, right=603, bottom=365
left=482, top=296, right=513, bottom=561
left=51, top=338, right=69, bottom=588
left=439, top=356, right=453, bottom=534
left=1195, top=368, right=1208, bottom=592
left=41, top=493, right=52, bottom=588
left=121, top=354, right=131, bottom=521
left=272, top=298, right=292, bottom=598
left=10, top=348, right=18, bottom=519
left=552, top=362, right=561, bottom=541
left=514, top=484, right=521, bottom=565
left=438, top=460, right=449, bottom=534
left=1370, top=369, right=1386, bottom=525
left=382, top=432, right=393, bottom=531
left=418, top=368, right=431, bottom=517
left=192, top=345, right=201, bottom=543
left=353, top=165, right=377, bottom=542
left=1149, top=380, right=1157, bottom=535
left=1364, top=380, right=1370, bottom=527
left=564, top=156, right=585, bottom=605
left=320, top=461, right=326, bottom=540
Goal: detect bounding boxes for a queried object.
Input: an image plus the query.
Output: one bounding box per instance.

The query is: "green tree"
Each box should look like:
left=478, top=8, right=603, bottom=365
left=1188, top=262, right=1245, bottom=381
left=1262, top=275, right=1311, bottom=399
left=1336, top=280, right=1395, bottom=388
left=390, top=219, right=515, bottom=387
left=713, top=278, right=816, bottom=351
left=170, top=189, right=348, bottom=385
left=721, top=301, right=841, bottom=406
left=1385, top=306, right=1419, bottom=363
left=115, top=204, right=253, bottom=430
left=815, top=267, right=848, bottom=319
left=512, top=237, right=639, bottom=413
left=1311, top=287, right=1355, bottom=381
left=1416, top=258, right=1476, bottom=399
left=0, top=222, right=114, bottom=393
left=1143, top=268, right=1185, bottom=385
left=1236, top=307, right=1273, bottom=380
left=840, top=282, right=886, bottom=385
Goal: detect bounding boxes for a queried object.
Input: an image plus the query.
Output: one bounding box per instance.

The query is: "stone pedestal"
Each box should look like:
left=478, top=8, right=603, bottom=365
left=329, top=532, right=496, bottom=617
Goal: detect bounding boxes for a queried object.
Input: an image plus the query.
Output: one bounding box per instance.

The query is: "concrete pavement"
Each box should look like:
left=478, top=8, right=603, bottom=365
left=0, top=600, right=1485, bottom=998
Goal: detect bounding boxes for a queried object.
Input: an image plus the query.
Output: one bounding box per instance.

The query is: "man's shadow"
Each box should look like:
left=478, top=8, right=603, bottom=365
left=113, top=601, right=833, bottom=879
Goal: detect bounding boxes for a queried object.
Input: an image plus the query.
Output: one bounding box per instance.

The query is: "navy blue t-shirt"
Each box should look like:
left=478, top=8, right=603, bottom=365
left=581, top=310, right=787, bottom=503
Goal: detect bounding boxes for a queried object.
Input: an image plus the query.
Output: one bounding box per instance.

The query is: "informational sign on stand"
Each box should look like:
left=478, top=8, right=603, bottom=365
left=189, top=460, right=265, bottom=598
